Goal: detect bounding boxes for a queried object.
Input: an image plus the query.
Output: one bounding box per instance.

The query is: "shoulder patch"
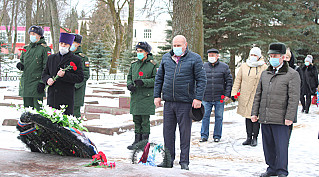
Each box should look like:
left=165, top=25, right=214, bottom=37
left=131, top=60, right=138, bottom=63
left=85, top=61, right=90, bottom=67
left=41, top=43, right=48, bottom=47
left=150, top=60, right=157, bottom=65
left=79, top=53, right=85, bottom=57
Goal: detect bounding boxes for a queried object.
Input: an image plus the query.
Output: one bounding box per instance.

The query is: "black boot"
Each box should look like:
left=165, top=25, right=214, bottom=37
left=242, top=134, right=252, bottom=145
left=251, top=135, right=258, bottom=146
left=142, top=134, right=149, bottom=141
left=127, top=133, right=142, bottom=150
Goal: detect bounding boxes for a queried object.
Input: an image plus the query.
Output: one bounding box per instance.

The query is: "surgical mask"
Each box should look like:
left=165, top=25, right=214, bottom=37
left=30, top=35, right=37, bottom=43
left=137, top=53, right=145, bottom=60
left=70, top=44, right=77, bottom=52
left=59, top=46, right=69, bottom=55
left=305, top=62, right=310, bottom=66
left=208, top=57, right=217, bottom=63
left=269, top=57, right=280, bottom=67
left=173, top=47, right=183, bottom=56
left=250, top=56, right=258, bottom=62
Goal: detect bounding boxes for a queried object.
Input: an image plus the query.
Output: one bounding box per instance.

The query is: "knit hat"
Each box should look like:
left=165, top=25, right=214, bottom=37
left=305, top=55, right=313, bottom=63
left=28, top=26, right=44, bottom=37
left=136, top=42, right=152, bottom=53
left=249, top=47, right=262, bottom=58
left=59, top=33, right=75, bottom=46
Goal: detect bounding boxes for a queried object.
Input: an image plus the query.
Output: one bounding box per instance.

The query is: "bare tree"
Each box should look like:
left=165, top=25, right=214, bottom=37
left=101, top=0, right=128, bottom=74
left=48, top=0, right=60, bottom=53
left=126, top=0, right=134, bottom=50
left=12, top=0, right=19, bottom=53
left=0, top=0, right=9, bottom=25
left=172, top=0, right=204, bottom=59
left=25, top=0, right=32, bottom=44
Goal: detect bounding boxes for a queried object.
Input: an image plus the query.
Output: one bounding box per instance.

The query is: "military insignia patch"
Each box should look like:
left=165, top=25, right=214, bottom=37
left=47, top=51, right=51, bottom=56
left=85, top=61, right=90, bottom=67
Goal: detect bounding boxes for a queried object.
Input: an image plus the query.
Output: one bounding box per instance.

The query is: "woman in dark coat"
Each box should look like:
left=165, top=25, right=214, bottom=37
left=300, top=55, right=318, bottom=114
left=42, top=33, right=84, bottom=115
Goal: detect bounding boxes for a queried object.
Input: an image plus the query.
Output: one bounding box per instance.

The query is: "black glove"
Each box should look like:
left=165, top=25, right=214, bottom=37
left=37, top=83, right=45, bottom=94
left=134, top=79, right=144, bottom=86
left=127, top=84, right=136, bottom=93
left=231, top=96, right=236, bottom=102
left=16, top=62, right=24, bottom=71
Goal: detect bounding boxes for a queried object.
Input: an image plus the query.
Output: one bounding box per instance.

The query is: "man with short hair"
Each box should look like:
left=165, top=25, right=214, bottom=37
left=70, top=34, right=90, bottom=118
left=251, top=42, right=300, bottom=177
left=17, top=25, right=51, bottom=110
left=154, top=35, right=207, bottom=170
left=42, top=33, right=84, bottom=115
left=200, top=48, right=233, bottom=143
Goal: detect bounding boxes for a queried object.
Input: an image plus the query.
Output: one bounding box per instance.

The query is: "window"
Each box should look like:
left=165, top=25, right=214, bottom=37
left=143, top=29, right=151, bottom=39
left=17, top=31, right=25, bottom=43
left=0, top=31, right=8, bottom=42
left=44, top=32, right=51, bottom=44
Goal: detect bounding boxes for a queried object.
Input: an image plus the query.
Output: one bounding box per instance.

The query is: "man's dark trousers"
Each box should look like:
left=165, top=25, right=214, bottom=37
left=163, top=101, right=192, bottom=165
left=261, top=124, right=290, bottom=176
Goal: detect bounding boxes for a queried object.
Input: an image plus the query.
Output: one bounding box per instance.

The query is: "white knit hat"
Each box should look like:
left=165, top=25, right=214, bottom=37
left=249, top=47, right=262, bottom=58
left=305, top=55, right=313, bottom=63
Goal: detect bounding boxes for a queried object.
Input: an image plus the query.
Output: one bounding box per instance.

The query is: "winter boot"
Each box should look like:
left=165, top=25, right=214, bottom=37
left=142, top=134, right=149, bottom=141
left=127, top=133, right=142, bottom=150
left=251, top=135, right=258, bottom=147
left=242, top=134, right=252, bottom=145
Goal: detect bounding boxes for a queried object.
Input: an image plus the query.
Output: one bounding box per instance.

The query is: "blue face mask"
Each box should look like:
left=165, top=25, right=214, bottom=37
left=137, top=53, right=145, bottom=60
left=305, top=61, right=310, bottom=66
left=269, top=57, right=280, bottom=67
left=173, top=47, right=183, bottom=56
left=30, top=35, right=37, bottom=43
left=70, top=44, right=76, bottom=52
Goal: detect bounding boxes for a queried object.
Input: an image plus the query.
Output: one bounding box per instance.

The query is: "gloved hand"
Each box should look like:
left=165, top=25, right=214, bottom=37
left=231, top=96, right=236, bottom=102
left=134, top=79, right=144, bottom=86
left=37, top=83, right=45, bottom=93
left=16, top=62, right=24, bottom=71
left=127, top=84, right=136, bottom=93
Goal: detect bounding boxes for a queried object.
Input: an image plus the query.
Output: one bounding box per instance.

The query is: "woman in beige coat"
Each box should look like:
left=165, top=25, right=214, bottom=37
left=231, top=47, right=267, bottom=146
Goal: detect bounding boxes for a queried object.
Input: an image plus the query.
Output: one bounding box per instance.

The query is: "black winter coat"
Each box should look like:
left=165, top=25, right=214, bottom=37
left=154, top=48, right=207, bottom=103
left=42, top=52, right=84, bottom=115
left=300, top=64, right=318, bottom=95
left=203, top=61, right=233, bottom=102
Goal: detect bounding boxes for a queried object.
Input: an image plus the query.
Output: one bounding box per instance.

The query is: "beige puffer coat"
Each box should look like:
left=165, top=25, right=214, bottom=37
left=231, top=60, right=268, bottom=118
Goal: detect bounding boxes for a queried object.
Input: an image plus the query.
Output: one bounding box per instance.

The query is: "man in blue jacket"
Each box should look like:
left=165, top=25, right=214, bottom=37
left=154, top=35, right=207, bottom=170
left=200, top=48, right=233, bottom=143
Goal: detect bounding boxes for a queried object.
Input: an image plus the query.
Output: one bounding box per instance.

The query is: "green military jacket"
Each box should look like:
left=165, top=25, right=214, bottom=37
left=74, top=46, right=90, bottom=107
left=127, top=54, right=158, bottom=115
left=19, top=38, right=51, bottom=97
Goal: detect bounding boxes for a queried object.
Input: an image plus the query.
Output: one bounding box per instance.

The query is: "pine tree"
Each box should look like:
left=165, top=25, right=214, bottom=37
left=118, top=49, right=136, bottom=74
left=87, top=40, right=111, bottom=81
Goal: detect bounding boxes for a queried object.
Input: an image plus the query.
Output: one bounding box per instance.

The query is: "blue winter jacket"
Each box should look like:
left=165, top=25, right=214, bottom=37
left=203, top=60, right=233, bottom=102
left=154, top=49, right=207, bottom=103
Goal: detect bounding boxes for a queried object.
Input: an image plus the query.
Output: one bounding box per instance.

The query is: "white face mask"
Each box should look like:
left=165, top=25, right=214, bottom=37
left=208, top=57, right=217, bottom=63
left=250, top=56, right=258, bottom=62
left=59, top=46, right=69, bottom=55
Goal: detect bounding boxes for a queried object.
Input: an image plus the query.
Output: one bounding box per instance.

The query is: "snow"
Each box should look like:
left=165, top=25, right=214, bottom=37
left=0, top=80, right=318, bottom=176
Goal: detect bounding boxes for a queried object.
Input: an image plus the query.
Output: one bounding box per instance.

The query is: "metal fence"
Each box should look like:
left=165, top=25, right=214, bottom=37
left=0, top=74, right=127, bottom=81
left=0, top=75, right=20, bottom=81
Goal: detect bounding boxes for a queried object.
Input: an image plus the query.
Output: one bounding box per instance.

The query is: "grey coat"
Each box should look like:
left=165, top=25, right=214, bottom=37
left=251, top=62, right=300, bottom=125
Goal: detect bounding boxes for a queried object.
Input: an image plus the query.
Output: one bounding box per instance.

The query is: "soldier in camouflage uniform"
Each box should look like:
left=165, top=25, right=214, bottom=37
left=16, top=26, right=51, bottom=110
left=127, top=42, right=158, bottom=150
left=70, top=34, right=90, bottom=118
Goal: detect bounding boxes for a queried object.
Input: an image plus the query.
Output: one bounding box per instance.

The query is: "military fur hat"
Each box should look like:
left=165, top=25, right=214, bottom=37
left=268, top=42, right=286, bottom=54
left=72, top=33, right=82, bottom=44
left=135, top=42, right=152, bottom=53
left=189, top=104, right=205, bottom=121
left=28, top=26, right=44, bottom=37
left=207, top=48, right=219, bottom=54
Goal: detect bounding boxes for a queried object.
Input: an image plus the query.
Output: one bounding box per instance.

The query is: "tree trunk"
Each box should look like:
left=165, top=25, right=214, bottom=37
left=49, top=0, right=60, bottom=53
left=126, top=0, right=134, bottom=50
left=6, top=0, right=15, bottom=56
left=12, top=0, right=19, bottom=54
left=35, top=0, right=41, bottom=24
left=229, top=49, right=236, bottom=82
left=172, top=0, right=204, bottom=59
left=0, top=0, right=9, bottom=26
left=25, top=0, right=33, bottom=45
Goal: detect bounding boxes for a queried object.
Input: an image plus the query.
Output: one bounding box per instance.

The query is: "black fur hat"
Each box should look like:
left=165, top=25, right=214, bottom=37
left=135, top=42, right=152, bottom=53
left=268, top=42, right=286, bottom=54
left=28, top=26, right=44, bottom=37
left=72, top=33, right=82, bottom=44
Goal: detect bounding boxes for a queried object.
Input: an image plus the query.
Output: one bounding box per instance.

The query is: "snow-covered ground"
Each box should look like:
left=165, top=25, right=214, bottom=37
left=0, top=80, right=318, bottom=176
